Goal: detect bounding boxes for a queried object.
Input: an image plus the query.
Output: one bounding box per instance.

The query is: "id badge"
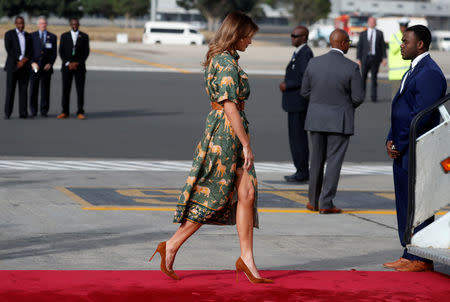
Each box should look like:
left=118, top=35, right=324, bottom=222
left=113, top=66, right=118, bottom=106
left=45, top=42, right=52, bottom=49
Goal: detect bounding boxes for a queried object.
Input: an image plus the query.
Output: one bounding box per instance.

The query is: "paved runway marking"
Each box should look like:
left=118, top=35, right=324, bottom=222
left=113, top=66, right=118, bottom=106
left=375, top=193, right=396, bottom=200
left=91, top=49, right=191, bottom=74
left=58, top=187, right=444, bottom=215
left=0, top=160, right=393, bottom=175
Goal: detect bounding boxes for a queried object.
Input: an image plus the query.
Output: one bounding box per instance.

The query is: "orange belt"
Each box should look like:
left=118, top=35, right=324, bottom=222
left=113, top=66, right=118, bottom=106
left=211, top=102, right=245, bottom=111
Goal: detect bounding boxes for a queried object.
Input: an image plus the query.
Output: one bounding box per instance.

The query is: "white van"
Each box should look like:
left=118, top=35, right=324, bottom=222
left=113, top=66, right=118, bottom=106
left=142, top=21, right=204, bottom=45
left=433, top=31, right=450, bottom=51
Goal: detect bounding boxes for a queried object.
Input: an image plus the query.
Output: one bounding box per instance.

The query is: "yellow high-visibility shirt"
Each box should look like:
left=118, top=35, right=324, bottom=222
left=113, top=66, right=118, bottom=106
left=388, top=31, right=411, bottom=80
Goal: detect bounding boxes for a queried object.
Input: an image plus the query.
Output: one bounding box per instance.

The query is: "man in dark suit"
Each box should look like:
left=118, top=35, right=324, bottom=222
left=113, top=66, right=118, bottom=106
left=29, top=16, right=57, bottom=117
left=3, top=16, right=32, bottom=119
left=279, top=26, right=314, bottom=183
left=301, top=29, right=364, bottom=213
left=57, top=18, right=90, bottom=120
left=384, top=25, right=446, bottom=272
left=357, top=16, right=387, bottom=103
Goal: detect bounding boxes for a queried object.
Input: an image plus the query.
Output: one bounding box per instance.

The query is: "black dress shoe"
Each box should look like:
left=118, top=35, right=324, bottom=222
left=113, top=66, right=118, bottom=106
left=4, top=115, right=10, bottom=120
left=19, top=116, right=27, bottom=119
left=284, top=174, right=309, bottom=183
left=41, top=113, right=48, bottom=117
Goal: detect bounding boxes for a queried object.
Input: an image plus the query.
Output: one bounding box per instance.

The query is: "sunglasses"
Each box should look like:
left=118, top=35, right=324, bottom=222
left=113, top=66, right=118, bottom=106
left=291, top=33, right=306, bottom=38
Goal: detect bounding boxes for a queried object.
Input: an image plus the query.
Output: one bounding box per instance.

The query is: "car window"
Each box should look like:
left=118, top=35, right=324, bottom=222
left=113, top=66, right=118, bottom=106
left=150, top=28, right=184, bottom=34
left=189, top=29, right=198, bottom=34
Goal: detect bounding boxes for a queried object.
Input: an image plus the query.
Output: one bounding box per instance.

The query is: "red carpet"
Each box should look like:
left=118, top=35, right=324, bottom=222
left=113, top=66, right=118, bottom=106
left=0, top=270, right=448, bottom=301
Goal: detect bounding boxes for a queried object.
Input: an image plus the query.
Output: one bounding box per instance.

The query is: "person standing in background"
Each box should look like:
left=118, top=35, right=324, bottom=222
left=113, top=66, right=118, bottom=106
left=357, top=16, right=387, bottom=103
left=4, top=16, right=32, bottom=119
left=301, top=29, right=364, bottom=213
left=388, top=18, right=410, bottom=99
left=29, top=16, right=57, bottom=117
left=279, top=26, right=313, bottom=183
left=58, top=18, right=90, bottom=120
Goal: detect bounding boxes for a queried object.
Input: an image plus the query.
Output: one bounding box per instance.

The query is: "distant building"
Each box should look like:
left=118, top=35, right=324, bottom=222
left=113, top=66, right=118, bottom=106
left=156, top=0, right=206, bottom=29
left=155, top=0, right=290, bottom=27
left=330, top=0, right=450, bottom=29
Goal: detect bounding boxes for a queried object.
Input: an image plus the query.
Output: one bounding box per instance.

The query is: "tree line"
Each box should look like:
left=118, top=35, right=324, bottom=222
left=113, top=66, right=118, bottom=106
left=0, top=0, right=331, bottom=30
left=0, top=0, right=149, bottom=21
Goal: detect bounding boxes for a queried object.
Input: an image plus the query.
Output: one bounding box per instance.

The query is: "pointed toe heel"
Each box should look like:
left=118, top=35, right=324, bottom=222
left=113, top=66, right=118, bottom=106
left=149, top=241, right=180, bottom=280
left=235, top=257, right=273, bottom=284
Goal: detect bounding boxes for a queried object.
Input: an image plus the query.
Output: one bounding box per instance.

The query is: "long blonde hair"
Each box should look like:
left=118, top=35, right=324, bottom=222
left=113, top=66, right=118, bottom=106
left=202, top=11, right=258, bottom=67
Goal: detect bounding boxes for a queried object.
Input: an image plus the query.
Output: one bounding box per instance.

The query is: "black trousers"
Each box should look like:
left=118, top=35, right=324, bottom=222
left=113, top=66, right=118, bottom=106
left=29, top=70, right=52, bottom=116
left=4, top=68, right=29, bottom=118
left=61, top=68, right=86, bottom=115
left=288, top=111, right=309, bottom=178
left=361, top=56, right=381, bottom=102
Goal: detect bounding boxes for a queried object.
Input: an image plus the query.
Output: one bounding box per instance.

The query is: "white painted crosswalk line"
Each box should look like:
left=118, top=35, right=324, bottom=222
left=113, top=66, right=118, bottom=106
left=0, top=160, right=392, bottom=175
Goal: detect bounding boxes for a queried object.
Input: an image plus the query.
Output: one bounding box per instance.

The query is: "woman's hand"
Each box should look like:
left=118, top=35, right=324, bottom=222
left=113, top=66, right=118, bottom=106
left=242, top=144, right=254, bottom=171
left=223, top=100, right=253, bottom=170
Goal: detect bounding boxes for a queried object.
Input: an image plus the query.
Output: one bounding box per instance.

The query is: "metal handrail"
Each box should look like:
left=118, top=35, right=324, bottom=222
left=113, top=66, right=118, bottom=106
left=405, top=93, right=450, bottom=244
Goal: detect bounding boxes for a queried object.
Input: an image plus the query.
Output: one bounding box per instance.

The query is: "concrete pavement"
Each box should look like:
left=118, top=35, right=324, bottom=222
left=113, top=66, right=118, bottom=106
left=1, top=41, right=450, bottom=76
left=1, top=168, right=403, bottom=271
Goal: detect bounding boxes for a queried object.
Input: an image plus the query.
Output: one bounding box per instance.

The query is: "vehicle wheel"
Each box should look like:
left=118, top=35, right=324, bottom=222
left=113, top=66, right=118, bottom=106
left=155, top=41, right=161, bottom=44
left=191, top=41, right=196, bottom=45
left=318, top=39, right=327, bottom=48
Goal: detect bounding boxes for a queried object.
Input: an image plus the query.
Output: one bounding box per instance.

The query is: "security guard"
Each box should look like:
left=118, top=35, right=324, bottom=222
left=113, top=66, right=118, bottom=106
left=388, top=18, right=410, bottom=97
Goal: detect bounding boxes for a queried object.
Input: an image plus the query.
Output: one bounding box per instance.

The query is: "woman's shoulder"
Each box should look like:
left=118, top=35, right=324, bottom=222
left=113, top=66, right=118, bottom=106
left=212, top=51, right=238, bottom=67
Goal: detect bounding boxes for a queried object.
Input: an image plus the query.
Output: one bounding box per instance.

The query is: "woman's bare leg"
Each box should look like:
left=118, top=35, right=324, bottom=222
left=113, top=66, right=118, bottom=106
left=165, top=221, right=202, bottom=270
left=235, top=168, right=261, bottom=278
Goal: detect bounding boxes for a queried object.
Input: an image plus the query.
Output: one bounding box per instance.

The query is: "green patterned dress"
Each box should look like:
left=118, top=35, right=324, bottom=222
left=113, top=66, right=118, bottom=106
left=173, top=51, right=259, bottom=228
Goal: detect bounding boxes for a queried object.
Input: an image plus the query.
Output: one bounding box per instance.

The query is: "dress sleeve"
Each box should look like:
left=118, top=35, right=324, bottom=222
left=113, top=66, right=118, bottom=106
left=216, top=63, right=239, bottom=105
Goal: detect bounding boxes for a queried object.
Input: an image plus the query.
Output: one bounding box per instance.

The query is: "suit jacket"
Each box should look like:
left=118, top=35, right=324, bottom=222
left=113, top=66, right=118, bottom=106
left=30, top=30, right=57, bottom=72
left=386, top=55, right=447, bottom=169
left=4, top=29, right=32, bottom=72
left=301, top=50, right=364, bottom=135
left=357, top=29, right=386, bottom=63
left=59, top=31, right=90, bottom=71
left=282, top=44, right=314, bottom=112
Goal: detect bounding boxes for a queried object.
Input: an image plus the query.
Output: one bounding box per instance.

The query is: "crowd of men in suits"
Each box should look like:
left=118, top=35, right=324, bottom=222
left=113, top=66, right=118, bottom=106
left=279, top=18, right=447, bottom=272
left=3, top=16, right=90, bottom=120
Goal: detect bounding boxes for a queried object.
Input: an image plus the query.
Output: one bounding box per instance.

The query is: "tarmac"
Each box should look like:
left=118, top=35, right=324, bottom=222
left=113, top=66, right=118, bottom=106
left=0, top=165, right=448, bottom=273
left=0, top=42, right=449, bottom=275
left=1, top=40, right=450, bottom=76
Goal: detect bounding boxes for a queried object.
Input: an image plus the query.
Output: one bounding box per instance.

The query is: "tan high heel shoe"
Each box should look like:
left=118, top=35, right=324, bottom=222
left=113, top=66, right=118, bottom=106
left=149, top=242, right=180, bottom=280
left=235, top=257, right=273, bottom=284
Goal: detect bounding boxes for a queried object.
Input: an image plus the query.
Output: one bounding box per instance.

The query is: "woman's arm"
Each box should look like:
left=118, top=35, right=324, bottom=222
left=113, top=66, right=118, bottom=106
left=223, top=100, right=253, bottom=171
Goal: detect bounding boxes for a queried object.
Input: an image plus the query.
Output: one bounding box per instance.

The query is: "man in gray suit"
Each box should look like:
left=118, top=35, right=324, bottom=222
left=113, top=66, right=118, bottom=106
left=301, top=29, right=364, bottom=214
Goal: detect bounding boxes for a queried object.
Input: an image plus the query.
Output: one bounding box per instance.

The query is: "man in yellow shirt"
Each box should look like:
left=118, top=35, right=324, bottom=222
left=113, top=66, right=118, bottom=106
left=388, top=18, right=410, bottom=97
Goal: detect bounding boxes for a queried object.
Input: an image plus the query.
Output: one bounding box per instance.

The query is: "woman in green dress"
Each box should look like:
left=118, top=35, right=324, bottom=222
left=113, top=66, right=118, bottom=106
left=149, top=11, right=272, bottom=284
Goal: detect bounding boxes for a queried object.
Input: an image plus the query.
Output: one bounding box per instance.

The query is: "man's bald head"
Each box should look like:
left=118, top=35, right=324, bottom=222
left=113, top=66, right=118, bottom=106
left=329, top=29, right=350, bottom=53
left=291, top=25, right=309, bottom=47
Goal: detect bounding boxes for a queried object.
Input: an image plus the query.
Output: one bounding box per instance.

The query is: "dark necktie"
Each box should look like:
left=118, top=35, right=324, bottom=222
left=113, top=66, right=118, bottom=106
left=368, top=30, right=373, bottom=55
left=41, top=32, right=45, bottom=46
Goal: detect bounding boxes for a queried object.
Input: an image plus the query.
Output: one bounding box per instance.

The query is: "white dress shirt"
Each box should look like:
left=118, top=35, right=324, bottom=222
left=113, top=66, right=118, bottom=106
left=71, top=30, right=79, bottom=46
left=294, top=43, right=306, bottom=56
left=367, top=28, right=376, bottom=55
left=291, top=43, right=307, bottom=69
left=39, top=30, right=47, bottom=44
left=16, top=28, right=25, bottom=60
left=400, top=52, right=430, bottom=93
left=330, top=48, right=344, bottom=55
